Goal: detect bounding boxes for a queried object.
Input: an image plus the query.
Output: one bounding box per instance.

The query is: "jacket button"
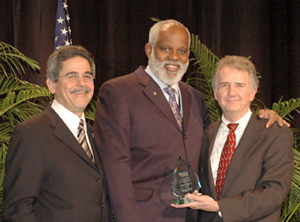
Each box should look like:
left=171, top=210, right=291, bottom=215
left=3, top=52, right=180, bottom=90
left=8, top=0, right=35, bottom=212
left=101, top=203, right=104, bottom=209
left=184, top=135, right=188, bottom=139
left=95, top=176, right=101, bottom=181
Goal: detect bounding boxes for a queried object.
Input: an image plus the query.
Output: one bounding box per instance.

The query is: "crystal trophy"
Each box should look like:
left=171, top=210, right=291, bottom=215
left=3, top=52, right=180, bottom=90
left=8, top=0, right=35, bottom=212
left=171, top=156, right=201, bottom=205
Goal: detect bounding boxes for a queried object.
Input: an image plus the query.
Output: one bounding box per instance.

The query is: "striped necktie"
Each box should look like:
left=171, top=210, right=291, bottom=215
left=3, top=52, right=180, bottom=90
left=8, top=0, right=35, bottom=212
left=77, top=119, right=95, bottom=164
left=164, top=87, right=183, bottom=130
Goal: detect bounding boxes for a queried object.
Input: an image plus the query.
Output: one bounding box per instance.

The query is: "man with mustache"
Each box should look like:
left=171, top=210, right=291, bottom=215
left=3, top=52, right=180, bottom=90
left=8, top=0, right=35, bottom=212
left=94, top=20, right=285, bottom=222
left=3, top=45, right=111, bottom=221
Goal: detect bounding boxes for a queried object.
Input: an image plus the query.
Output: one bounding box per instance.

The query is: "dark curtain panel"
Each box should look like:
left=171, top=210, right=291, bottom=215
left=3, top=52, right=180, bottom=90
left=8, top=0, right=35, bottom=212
left=1, top=0, right=299, bottom=125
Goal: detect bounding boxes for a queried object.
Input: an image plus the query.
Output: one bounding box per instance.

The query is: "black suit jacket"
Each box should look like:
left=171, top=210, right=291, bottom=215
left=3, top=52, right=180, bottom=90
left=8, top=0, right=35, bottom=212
left=3, top=106, right=111, bottom=222
left=198, top=113, right=294, bottom=222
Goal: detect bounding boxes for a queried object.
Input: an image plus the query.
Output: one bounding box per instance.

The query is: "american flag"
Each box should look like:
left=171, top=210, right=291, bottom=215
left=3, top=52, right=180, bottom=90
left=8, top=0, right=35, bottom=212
left=55, top=0, right=72, bottom=50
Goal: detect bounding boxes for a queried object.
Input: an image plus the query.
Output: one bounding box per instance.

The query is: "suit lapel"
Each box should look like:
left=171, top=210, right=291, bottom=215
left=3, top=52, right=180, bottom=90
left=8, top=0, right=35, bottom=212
left=207, top=121, right=221, bottom=199
left=136, top=67, right=182, bottom=132
left=179, top=82, right=191, bottom=133
left=44, top=106, right=97, bottom=169
left=87, top=126, right=103, bottom=170
left=221, top=113, right=265, bottom=197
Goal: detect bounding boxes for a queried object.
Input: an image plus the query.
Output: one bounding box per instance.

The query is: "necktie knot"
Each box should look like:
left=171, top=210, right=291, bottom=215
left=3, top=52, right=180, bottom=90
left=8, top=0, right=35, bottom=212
left=77, top=118, right=84, bottom=131
left=227, top=123, right=238, bottom=132
left=164, top=87, right=176, bottom=97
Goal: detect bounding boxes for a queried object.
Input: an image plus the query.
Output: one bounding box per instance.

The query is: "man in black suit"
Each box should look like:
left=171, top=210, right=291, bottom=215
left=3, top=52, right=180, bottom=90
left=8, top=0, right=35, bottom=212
left=3, top=45, right=111, bottom=221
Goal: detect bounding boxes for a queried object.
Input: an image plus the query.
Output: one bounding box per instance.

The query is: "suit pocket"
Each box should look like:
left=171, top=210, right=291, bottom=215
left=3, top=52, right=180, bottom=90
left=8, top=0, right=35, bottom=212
left=133, top=188, right=153, bottom=202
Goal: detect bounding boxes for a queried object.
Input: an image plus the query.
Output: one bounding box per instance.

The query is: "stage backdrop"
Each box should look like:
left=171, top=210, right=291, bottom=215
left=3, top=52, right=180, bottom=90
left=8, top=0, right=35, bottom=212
left=1, top=0, right=299, bottom=126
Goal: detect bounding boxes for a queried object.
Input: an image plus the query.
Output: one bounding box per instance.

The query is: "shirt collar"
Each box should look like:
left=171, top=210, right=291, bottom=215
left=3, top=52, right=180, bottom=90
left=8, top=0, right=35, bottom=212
left=221, top=109, right=252, bottom=132
left=145, top=65, right=179, bottom=92
left=51, top=99, right=85, bottom=133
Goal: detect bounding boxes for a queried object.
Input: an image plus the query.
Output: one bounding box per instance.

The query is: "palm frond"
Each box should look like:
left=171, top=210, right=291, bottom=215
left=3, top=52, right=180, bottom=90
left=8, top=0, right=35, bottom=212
left=0, top=42, right=40, bottom=76
left=281, top=147, right=300, bottom=221
left=0, top=87, right=51, bottom=118
left=272, top=97, right=300, bottom=122
left=186, top=34, right=221, bottom=122
left=85, top=99, right=97, bottom=124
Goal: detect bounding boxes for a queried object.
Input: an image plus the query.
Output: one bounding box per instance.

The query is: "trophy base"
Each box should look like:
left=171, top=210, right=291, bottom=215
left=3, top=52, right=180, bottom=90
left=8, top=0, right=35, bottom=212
left=173, top=198, right=195, bottom=205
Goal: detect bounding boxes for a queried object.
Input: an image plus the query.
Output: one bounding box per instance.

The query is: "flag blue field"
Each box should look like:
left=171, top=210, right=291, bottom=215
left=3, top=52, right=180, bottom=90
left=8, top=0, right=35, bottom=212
left=55, top=0, right=72, bottom=50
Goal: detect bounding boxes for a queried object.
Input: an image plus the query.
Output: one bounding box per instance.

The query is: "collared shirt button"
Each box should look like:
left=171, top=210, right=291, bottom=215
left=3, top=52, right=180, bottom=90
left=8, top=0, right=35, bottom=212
left=95, top=176, right=101, bottom=181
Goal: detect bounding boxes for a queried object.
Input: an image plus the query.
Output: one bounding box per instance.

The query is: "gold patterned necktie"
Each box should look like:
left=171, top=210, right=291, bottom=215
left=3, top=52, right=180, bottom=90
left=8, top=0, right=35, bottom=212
left=77, top=119, right=95, bottom=164
left=215, top=123, right=239, bottom=199
left=164, top=87, right=183, bottom=130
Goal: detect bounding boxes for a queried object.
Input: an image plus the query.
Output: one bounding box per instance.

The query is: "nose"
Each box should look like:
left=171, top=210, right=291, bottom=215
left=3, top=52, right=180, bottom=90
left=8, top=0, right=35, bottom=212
left=76, top=75, right=86, bottom=85
left=169, top=50, right=179, bottom=61
left=228, top=85, right=237, bottom=96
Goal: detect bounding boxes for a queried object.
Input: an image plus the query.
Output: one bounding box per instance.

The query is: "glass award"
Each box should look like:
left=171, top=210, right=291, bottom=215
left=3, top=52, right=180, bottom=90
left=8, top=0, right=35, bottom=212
left=171, top=156, right=201, bottom=205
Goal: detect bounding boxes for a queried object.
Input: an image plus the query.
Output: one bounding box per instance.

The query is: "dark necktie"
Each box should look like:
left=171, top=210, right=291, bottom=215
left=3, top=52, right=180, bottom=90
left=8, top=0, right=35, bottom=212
left=215, top=123, right=239, bottom=199
left=77, top=119, right=95, bottom=164
left=164, top=87, right=183, bottom=130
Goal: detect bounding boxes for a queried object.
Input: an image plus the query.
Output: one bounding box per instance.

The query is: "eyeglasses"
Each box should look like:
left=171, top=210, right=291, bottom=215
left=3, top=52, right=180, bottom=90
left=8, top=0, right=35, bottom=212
left=59, top=73, right=94, bottom=83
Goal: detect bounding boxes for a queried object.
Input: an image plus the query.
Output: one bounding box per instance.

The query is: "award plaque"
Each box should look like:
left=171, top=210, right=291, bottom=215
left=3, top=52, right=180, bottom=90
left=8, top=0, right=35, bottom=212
left=171, top=156, right=201, bottom=205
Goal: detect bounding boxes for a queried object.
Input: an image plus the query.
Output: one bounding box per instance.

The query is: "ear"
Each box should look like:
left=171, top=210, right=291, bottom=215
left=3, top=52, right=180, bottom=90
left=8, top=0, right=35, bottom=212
left=145, top=43, right=152, bottom=59
left=46, top=78, right=56, bottom=94
left=249, top=87, right=258, bottom=102
left=213, top=87, right=218, bottom=100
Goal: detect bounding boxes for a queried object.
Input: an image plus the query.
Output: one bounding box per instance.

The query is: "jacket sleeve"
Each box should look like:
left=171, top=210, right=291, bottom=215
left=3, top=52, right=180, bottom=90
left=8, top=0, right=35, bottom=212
left=94, top=80, right=143, bottom=222
left=217, top=126, right=294, bottom=222
left=3, top=124, right=43, bottom=222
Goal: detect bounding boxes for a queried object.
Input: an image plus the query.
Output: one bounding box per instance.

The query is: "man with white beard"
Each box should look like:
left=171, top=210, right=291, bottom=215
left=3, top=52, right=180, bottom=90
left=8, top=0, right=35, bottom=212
left=93, top=19, right=283, bottom=222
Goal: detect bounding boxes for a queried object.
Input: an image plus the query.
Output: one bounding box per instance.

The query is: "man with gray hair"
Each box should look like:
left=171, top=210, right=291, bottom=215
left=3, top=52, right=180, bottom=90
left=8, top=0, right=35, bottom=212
left=4, top=45, right=111, bottom=221
left=171, top=55, right=294, bottom=222
left=94, top=19, right=209, bottom=222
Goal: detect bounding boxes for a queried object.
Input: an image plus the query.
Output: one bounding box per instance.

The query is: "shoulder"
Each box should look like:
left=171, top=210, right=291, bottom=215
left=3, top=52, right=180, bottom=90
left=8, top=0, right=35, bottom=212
left=251, top=113, right=293, bottom=138
left=102, top=66, right=145, bottom=87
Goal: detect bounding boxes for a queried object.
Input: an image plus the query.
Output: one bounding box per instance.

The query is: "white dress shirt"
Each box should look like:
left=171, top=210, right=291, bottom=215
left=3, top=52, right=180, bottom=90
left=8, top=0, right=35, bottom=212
left=210, top=109, right=252, bottom=186
left=51, top=99, right=94, bottom=158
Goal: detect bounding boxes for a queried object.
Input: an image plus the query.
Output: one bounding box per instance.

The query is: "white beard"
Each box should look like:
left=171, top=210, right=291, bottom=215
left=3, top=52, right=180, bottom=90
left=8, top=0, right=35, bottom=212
left=148, top=51, right=189, bottom=86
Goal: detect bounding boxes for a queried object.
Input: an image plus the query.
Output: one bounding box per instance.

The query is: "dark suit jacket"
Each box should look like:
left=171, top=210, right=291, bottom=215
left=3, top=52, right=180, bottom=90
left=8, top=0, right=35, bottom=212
left=94, top=66, right=210, bottom=222
left=198, top=113, right=294, bottom=222
left=3, top=106, right=111, bottom=222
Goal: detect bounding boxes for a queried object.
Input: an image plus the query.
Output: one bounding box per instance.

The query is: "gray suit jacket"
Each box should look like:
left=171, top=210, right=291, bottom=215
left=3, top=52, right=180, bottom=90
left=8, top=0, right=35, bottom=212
left=198, top=113, right=294, bottom=222
left=4, top=106, right=111, bottom=222
left=94, top=66, right=211, bottom=222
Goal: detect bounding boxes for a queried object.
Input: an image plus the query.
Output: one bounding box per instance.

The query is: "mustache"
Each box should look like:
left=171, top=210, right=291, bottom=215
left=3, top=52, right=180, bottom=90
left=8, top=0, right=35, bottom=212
left=70, top=87, right=91, bottom=94
left=162, top=60, right=184, bottom=69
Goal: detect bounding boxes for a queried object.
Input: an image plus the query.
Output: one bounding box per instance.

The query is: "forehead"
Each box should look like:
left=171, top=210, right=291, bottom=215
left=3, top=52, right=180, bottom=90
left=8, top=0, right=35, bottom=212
left=156, top=24, right=189, bottom=47
left=218, top=66, right=249, bottom=82
left=60, top=56, right=91, bottom=71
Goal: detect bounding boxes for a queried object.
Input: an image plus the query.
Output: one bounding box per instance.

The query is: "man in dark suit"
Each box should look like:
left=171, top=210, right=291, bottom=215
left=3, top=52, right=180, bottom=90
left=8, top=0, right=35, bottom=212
left=171, top=55, right=294, bottom=222
left=3, top=45, right=111, bottom=221
left=94, top=19, right=210, bottom=222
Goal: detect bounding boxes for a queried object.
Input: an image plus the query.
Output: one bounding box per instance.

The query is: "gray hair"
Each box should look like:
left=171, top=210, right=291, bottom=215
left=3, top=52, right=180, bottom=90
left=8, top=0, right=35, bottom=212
left=148, top=19, right=191, bottom=47
left=212, top=55, right=259, bottom=92
left=46, top=45, right=96, bottom=82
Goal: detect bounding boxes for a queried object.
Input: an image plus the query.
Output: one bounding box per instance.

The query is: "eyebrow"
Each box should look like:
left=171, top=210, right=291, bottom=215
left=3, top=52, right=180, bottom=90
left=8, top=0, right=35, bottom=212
left=66, top=71, right=93, bottom=75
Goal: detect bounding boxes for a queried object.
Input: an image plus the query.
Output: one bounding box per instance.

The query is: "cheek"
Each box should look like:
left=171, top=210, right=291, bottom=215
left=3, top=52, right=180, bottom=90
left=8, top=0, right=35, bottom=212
left=180, top=55, right=189, bottom=63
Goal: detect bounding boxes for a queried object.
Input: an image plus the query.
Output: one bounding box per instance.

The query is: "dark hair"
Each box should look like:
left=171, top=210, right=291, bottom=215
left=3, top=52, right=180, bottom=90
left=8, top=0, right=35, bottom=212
left=46, top=45, right=95, bottom=82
